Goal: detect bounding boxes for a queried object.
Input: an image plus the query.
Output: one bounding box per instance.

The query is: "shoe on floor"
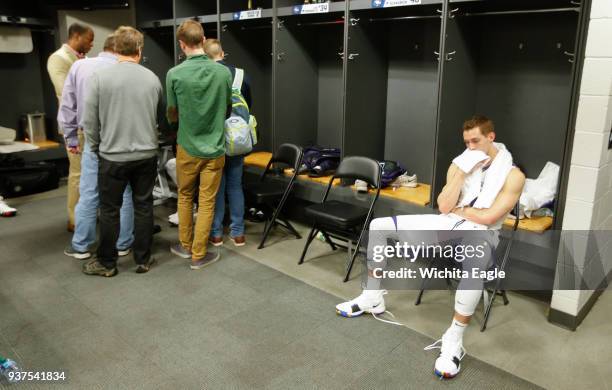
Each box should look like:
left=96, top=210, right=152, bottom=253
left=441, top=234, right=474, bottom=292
left=117, top=247, right=131, bottom=257
left=168, top=212, right=178, bottom=226
left=247, top=208, right=266, bottom=223
left=209, top=236, right=223, bottom=247
left=229, top=235, right=246, bottom=247
left=82, top=259, right=117, bottom=277
left=354, top=179, right=368, bottom=193
left=0, top=197, right=17, bottom=217
left=153, top=224, right=162, bottom=235
left=335, top=289, right=386, bottom=317
left=135, top=258, right=156, bottom=274
left=190, top=251, right=220, bottom=270
left=170, top=243, right=192, bottom=259
left=168, top=212, right=198, bottom=227
left=424, top=332, right=466, bottom=379
left=64, top=245, right=92, bottom=260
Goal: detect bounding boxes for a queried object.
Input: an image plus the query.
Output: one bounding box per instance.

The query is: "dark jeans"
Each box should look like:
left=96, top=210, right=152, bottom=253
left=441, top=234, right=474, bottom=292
left=97, top=156, right=157, bottom=269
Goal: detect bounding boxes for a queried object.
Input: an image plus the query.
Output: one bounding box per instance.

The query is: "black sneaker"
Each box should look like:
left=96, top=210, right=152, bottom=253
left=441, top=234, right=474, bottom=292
left=190, top=251, right=220, bottom=270
left=135, top=258, right=156, bottom=274
left=64, top=245, right=92, bottom=260
left=82, top=259, right=117, bottom=277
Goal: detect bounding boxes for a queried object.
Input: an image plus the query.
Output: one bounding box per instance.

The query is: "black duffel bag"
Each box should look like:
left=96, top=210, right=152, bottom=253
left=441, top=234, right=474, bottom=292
left=0, top=155, right=59, bottom=198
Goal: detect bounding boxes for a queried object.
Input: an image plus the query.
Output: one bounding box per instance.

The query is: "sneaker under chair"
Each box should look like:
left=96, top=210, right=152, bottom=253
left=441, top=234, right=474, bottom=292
left=244, top=143, right=303, bottom=249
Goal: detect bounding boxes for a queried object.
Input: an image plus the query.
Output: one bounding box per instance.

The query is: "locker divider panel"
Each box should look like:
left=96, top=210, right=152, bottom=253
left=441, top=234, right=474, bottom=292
left=141, top=27, right=176, bottom=134
left=432, top=16, right=478, bottom=205
left=384, top=18, right=440, bottom=185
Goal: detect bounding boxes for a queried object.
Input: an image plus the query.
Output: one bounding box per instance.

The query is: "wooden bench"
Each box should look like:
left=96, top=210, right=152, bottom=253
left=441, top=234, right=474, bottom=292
left=503, top=215, right=553, bottom=234
left=33, top=140, right=61, bottom=150
left=245, top=151, right=552, bottom=232
left=245, top=151, right=428, bottom=204
left=244, top=151, right=272, bottom=168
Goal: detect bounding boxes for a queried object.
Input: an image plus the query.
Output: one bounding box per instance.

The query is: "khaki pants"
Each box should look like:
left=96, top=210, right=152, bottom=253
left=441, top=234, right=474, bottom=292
left=176, top=145, right=225, bottom=259
left=66, top=131, right=85, bottom=226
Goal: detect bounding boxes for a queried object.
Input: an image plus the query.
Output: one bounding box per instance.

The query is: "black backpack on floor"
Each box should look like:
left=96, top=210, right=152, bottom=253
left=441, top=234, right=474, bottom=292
left=0, top=155, right=60, bottom=198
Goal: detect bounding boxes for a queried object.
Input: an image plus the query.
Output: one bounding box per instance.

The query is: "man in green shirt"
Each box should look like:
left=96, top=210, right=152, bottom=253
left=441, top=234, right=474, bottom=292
left=166, top=20, right=232, bottom=269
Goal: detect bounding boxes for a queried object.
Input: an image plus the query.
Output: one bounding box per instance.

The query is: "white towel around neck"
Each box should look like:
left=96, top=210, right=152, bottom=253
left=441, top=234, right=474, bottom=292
left=457, top=142, right=514, bottom=209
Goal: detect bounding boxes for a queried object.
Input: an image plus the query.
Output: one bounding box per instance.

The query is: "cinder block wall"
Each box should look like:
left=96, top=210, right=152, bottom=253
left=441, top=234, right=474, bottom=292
left=551, top=0, right=612, bottom=322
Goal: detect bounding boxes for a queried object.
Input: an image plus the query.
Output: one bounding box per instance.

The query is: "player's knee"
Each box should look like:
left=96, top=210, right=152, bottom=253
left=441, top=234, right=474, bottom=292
left=369, top=217, right=394, bottom=231
left=454, top=289, right=482, bottom=316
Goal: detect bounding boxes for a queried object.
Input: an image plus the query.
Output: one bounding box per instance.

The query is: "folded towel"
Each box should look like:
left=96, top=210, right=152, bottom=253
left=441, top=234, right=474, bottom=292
left=520, top=161, right=559, bottom=218
left=452, top=149, right=490, bottom=173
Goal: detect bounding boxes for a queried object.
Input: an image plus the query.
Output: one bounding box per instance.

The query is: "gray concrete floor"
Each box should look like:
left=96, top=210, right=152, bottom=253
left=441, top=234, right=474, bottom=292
left=2, top=185, right=610, bottom=389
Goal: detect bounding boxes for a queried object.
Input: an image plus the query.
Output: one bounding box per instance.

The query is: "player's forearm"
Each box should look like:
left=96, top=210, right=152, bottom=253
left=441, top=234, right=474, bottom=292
left=454, top=207, right=496, bottom=226
left=438, top=171, right=465, bottom=214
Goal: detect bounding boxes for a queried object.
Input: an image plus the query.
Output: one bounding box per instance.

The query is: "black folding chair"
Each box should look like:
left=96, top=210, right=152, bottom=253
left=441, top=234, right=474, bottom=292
left=298, top=156, right=382, bottom=282
left=244, top=143, right=303, bottom=249
left=415, top=202, right=521, bottom=332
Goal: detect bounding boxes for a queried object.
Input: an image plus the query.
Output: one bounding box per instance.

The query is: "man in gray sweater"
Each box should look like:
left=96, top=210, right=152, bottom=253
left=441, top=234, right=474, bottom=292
left=82, top=26, right=163, bottom=277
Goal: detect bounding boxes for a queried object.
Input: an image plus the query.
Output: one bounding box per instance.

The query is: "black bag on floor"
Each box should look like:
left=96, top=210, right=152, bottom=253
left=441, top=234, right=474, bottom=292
left=0, top=156, right=60, bottom=198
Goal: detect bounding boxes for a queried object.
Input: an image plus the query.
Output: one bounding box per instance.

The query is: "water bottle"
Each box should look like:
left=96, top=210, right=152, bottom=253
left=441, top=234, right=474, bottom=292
left=0, top=357, right=20, bottom=383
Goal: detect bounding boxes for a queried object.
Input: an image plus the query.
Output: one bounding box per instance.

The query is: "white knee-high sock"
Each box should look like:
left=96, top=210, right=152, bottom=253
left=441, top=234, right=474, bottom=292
left=446, top=319, right=468, bottom=341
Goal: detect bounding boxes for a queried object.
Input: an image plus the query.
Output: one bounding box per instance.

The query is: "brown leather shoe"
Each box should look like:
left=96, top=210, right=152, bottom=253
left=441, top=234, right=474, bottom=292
left=67, top=221, right=75, bottom=233
left=230, top=235, right=246, bottom=247
left=209, top=236, right=223, bottom=247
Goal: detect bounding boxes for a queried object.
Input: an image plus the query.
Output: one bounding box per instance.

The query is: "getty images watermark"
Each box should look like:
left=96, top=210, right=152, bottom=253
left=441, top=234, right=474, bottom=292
left=370, top=241, right=504, bottom=282
left=360, top=229, right=612, bottom=291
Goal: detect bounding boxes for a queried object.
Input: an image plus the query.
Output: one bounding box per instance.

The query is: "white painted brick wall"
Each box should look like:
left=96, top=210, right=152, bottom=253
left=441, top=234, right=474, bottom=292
left=575, top=95, right=610, bottom=133
left=562, top=199, right=595, bottom=230
left=566, top=165, right=601, bottom=203
left=591, top=0, right=612, bottom=19
left=585, top=19, right=612, bottom=57
left=551, top=290, right=581, bottom=316
left=553, top=3, right=612, bottom=317
left=570, top=132, right=608, bottom=168
left=579, top=58, right=612, bottom=96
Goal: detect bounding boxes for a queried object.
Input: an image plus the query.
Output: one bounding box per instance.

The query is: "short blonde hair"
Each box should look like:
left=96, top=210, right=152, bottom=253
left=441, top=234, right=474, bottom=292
left=463, top=115, right=494, bottom=136
left=113, top=26, right=143, bottom=56
left=102, top=34, right=115, bottom=51
left=177, top=20, right=204, bottom=48
left=203, top=39, right=223, bottom=59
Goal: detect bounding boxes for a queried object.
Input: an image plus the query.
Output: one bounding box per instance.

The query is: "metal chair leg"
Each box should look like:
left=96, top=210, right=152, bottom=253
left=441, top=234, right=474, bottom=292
left=279, top=216, right=302, bottom=239
left=501, top=290, right=510, bottom=305
left=258, top=215, right=275, bottom=249
left=298, top=227, right=317, bottom=265
left=481, top=288, right=497, bottom=332
left=343, top=236, right=365, bottom=283
left=321, top=231, right=337, bottom=251
left=415, top=258, right=434, bottom=305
